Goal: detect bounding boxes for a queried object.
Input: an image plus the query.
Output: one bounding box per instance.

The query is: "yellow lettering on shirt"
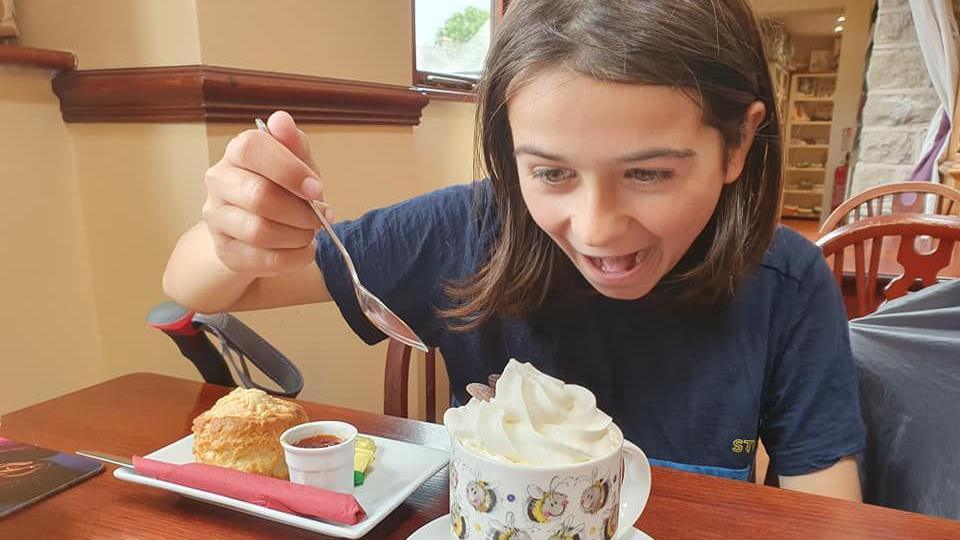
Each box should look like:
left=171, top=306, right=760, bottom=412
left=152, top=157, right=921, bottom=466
left=731, top=438, right=756, bottom=453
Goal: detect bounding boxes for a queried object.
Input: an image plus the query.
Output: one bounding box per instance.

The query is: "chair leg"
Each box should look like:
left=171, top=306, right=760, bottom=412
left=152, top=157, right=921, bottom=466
left=384, top=339, right=411, bottom=418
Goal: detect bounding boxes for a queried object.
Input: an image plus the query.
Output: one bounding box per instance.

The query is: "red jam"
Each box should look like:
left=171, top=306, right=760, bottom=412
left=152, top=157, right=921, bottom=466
left=294, top=434, right=345, bottom=449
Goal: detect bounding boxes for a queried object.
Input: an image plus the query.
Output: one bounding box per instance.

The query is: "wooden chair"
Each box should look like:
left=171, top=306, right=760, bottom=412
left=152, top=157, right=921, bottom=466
left=383, top=339, right=440, bottom=422
left=816, top=214, right=960, bottom=319
left=819, top=181, right=960, bottom=235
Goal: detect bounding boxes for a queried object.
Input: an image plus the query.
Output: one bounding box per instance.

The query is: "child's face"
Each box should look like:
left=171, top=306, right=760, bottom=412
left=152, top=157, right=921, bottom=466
left=509, top=68, right=749, bottom=300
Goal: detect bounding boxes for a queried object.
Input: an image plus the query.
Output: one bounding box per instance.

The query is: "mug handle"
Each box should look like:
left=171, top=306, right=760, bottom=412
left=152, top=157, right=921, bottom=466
left=619, top=441, right=652, bottom=537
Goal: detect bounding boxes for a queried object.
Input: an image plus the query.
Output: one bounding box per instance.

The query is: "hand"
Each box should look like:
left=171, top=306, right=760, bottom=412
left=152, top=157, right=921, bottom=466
left=202, top=111, right=334, bottom=278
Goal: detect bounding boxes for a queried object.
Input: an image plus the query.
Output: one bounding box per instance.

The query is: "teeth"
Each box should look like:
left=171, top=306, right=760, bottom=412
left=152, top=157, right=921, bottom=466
left=589, top=250, right=651, bottom=274
left=598, top=255, right=635, bottom=273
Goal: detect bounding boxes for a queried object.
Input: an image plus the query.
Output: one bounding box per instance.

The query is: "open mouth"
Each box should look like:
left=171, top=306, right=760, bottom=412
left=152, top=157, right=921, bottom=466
left=586, top=249, right=651, bottom=275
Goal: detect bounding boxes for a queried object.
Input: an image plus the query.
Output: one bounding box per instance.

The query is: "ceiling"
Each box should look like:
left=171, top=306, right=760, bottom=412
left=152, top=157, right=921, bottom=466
left=760, top=7, right=846, bottom=37
left=781, top=9, right=845, bottom=37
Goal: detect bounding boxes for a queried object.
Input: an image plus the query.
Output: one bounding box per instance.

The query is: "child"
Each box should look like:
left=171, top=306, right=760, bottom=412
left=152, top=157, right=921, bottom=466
left=163, top=0, right=864, bottom=500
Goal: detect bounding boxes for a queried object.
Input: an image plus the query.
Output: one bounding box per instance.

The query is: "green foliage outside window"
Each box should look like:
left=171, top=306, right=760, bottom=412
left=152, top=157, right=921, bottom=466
left=435, top=6, right=489, bottom=45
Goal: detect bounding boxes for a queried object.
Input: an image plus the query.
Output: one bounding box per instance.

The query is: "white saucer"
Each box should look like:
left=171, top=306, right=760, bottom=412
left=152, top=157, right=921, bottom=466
left=409, top=514, right=654, bottom=540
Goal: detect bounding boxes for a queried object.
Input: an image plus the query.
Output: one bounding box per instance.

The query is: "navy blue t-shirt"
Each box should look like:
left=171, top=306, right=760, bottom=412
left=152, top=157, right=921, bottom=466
left=316, top=181, right=865, bottom=480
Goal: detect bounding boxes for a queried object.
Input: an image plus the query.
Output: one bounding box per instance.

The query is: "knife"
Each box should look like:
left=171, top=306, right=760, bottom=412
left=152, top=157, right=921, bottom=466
left=76, top=450, right=133, bottom=468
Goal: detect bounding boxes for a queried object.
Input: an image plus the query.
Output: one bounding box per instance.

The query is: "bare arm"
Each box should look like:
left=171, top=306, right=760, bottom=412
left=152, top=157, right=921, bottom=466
left=779, top=456, right=862, bottom=502
left=162, top=111, right=333, bottom=314
left=162, top=221, right=330, bottom=313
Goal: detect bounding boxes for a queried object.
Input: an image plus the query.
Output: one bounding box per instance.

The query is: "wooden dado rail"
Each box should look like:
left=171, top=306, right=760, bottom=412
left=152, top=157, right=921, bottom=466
left=0, top=44, right=76, bottom=71
left=2, top=46, right=433, bottom=126
left=52, top=65, right=431, bottom=125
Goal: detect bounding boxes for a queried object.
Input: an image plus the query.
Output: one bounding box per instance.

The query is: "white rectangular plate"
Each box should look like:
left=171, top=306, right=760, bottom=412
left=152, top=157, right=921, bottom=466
left=114, top=434, right=449, bottom=539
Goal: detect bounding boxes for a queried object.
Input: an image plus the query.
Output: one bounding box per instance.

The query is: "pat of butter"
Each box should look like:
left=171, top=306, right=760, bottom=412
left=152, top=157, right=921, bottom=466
left=353, top=436, right=377, bottom=486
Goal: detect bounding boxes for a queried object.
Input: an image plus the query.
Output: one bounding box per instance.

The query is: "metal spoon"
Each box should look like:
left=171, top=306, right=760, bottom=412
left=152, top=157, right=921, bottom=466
left=255, top=118, right=428, bottom=352
left=465, top=374, right=501, bottom=402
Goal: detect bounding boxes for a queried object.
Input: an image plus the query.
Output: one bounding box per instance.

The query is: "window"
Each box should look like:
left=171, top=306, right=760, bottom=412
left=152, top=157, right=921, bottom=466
left=413, top=0, right=503, bottom=93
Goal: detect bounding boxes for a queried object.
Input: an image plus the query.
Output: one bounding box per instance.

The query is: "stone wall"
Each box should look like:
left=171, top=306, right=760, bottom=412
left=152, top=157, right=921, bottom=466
left=851, top=0, right=957, bottom=192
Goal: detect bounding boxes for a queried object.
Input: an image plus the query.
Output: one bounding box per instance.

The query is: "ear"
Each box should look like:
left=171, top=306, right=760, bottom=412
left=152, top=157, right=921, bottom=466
left=724, top=101, right=767, bottom=185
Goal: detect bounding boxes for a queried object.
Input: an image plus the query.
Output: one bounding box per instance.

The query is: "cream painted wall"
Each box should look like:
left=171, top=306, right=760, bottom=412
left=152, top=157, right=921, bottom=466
left=195, top=0, right=410, bottom=85
left=14, top=0, right=201, bottom=68
left=5, top=0, right=477, bottom=418
left=3, top=0, right=217, bottom=416
left=415, top=100, right=480, bottom=189
left=68, top=123, right=211, bottom=383
left=0, top=67, right=103, bottom=414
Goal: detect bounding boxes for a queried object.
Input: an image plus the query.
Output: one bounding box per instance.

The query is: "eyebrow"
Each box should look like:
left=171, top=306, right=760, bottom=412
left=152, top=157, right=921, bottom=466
left=513, top=145, right=696, bottom=162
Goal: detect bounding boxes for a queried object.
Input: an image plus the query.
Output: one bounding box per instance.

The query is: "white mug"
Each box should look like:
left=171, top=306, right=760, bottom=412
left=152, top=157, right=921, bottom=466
left=448, top=424, right=651, bottom=539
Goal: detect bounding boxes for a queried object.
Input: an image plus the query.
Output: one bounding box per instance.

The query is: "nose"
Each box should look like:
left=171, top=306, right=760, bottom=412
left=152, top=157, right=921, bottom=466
left=570, top=184, right=631, bottom=249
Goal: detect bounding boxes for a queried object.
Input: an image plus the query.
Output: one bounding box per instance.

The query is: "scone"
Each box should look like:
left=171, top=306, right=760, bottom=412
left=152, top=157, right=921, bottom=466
left=192, top=387, right=308, bottom=479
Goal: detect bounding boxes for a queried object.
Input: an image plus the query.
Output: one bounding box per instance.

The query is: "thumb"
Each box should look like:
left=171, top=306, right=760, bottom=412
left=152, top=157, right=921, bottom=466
left=266, top=110, right=320, bottom=174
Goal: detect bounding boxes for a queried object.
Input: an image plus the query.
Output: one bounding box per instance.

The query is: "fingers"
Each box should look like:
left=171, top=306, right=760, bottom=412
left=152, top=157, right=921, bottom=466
left=224, top=127, right=323, bottom=201
left=204, top=111, right=330, bottom=278
left=210, top=230, right=317, bottom=277
left=267, top=110, right=321, bottom=173
left=203, top=204, right=316, bottom=249
left=207, top=165, right=321, bottom=230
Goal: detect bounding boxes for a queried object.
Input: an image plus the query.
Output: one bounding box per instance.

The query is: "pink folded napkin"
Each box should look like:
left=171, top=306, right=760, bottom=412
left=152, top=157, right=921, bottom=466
left=133, top=456, right=366, bottom=525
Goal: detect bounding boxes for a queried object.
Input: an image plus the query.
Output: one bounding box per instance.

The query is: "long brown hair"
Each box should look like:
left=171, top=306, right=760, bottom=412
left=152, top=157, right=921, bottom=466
left=444, top=0, right=782, bottom=330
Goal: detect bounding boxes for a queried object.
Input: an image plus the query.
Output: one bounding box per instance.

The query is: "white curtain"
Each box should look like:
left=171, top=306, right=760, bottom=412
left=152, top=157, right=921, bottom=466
left=0, top=0, right=17, bottom=38
left=908, top=0, right=960, bottom=182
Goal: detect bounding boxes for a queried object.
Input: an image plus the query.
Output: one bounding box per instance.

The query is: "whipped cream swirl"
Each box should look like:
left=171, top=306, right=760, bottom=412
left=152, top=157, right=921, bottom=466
left=443, top=359, right=620, bottom=465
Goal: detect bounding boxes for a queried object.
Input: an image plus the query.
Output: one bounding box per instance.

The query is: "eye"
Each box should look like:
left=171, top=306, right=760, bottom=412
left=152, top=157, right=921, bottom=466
left=531, top=167, right=575, bottom=184
left=626, top=169, right=673, bottom=183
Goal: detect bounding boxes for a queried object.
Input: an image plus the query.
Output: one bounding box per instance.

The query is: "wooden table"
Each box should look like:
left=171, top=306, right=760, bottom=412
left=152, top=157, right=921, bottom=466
left=2, top=373, right=959, bottom=539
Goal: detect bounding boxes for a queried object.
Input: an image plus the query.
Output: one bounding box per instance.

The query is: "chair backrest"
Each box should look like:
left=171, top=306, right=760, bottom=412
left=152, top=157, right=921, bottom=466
left=383, top=339, right=439, bottom=422
left=819, top=181, right=960, bottom=235
left=816, top=214, right=960, bottom=319
left=849, top=279, right=960, bottom=520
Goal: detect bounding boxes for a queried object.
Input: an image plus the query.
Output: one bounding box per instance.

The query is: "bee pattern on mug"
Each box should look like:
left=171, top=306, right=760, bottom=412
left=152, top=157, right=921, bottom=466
left=526, top=476, right=569, bottom=524
left=487, top=512, right=533, bottom=540
left=467, top=479, right=499, bottom=513
left=577, top=468, right=610, bottom=514
left=462, top=461, right=499, bottom=514
left=450, top=499, right=468, bottom=539
left=548, top=515, right=585, bottom=540
left=603, top=507, right=620, bottom=540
